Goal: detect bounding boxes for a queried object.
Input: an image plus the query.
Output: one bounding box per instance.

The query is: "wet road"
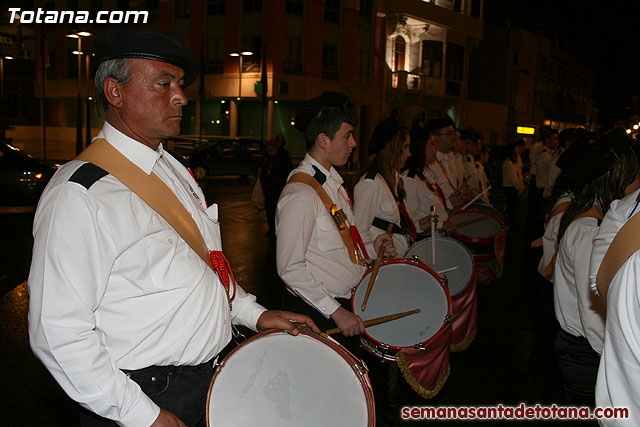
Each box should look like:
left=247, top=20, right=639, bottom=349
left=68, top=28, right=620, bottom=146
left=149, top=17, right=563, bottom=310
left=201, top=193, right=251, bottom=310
left=0, top=180, right=575, bottom=426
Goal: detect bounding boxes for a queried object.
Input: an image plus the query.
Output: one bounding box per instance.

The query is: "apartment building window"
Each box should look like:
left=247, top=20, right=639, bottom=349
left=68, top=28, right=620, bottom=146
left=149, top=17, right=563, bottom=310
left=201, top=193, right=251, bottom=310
left=286, top=0, right=303, bottom=15
left=206, top=37, right=224, bottom=73
left=421, top=40, right=442, bottom=77
left=446, top=42, right=464, bottom=81
left=358, top=48, right=370, bottom=84
left=208, top=0, right=225, bottom=15
left=243, top=0, right=262, bottom=12
left=322, top=43, right=339, bottom=80
left=394, top=37, right=405, bottom=72
left=241, top=35, right=262, bottom=72
left=175, top=0, right=189, bottom=18
left=325, top=0, right=340, bottom=23
left=284, top=35, right=303, bottom=75
left=360, top=0, right=373, bottom=23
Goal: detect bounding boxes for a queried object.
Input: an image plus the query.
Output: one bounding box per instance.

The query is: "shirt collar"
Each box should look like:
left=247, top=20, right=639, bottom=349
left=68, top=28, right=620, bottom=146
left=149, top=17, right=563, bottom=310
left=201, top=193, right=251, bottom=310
left=96, top=121, right=162, bottom=175
left=303, top=153, right=344, bottom=187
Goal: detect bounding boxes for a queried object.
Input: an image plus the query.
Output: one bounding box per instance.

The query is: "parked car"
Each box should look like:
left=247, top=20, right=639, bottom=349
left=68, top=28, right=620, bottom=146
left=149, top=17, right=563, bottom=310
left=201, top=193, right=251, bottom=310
left=0, top=140, right=58, bottom=206
left=181, top=138, right=265, bottom=181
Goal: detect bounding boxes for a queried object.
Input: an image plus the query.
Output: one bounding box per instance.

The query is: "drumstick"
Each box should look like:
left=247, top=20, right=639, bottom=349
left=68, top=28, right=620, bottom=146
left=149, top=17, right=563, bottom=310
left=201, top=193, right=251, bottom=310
left=437, top=266, right=459, bottom=275
left=453, top=216, right=489, bottom=229
left=325, top=308, right=421, bottom=336
left=361, top=223, right=394, bottom=311
left=430, top=205, right=436, bottom=266
left=455, top=186, right=492, bottom=213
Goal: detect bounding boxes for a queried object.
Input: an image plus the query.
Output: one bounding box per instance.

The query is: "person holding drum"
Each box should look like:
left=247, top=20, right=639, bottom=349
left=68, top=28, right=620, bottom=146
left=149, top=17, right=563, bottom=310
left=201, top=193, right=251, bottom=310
left=27, top=27, right=319, bottom=427
left=353, top=110, right=413, bottom=256
left=401, top=123, right=457, bottom=235
left=426, top=116, right=470, bottom=210
left=553, top=128, right=640, bottom=407
left=276, top=91, right=396, bottom=340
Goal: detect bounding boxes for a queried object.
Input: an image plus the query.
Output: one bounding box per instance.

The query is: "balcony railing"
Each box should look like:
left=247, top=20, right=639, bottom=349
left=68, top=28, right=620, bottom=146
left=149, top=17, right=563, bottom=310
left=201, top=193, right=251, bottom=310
left=391, top=70, right=448, bottom=96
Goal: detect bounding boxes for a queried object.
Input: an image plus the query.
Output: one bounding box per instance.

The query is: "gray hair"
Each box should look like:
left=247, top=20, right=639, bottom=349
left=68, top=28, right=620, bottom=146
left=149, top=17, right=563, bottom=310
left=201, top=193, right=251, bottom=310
left=94, top=58, right=133, bottom=113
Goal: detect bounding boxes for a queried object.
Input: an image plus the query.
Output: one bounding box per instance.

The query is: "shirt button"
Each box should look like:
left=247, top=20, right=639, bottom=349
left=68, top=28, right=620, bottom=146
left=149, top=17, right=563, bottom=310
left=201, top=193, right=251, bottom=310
left=321, top=307, right=326, bottom=312
left=168, top=238, right=173, bottom=244
left=151, top=377, right=157, bottom=382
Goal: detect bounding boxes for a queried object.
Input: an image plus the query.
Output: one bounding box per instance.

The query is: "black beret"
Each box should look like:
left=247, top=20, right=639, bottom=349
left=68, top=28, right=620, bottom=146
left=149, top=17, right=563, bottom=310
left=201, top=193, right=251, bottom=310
left=426, top=115, right=455, bottom=134
left=369, top=110, right=403, bottom=155
left=93, top=27, right=199, bottom=87
left=579, top=127, right=633, bottom=181
left=294, top=91, right=350, bottom=133
left=555, top=134, right=590, bottom=172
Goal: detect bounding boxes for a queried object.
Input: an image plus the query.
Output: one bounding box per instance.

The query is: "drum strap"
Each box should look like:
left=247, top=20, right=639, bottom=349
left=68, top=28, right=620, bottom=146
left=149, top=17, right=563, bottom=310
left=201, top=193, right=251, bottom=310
left=541, top=205, right=602, bottom=281
left=288, top=172, right=369, bottom=266
left=75, top=138, right=234, bottom=309
left=435, top=159, right=458, bottom=190
left=596, top=209, right=640, bottom=302
left=531, top=201, right=571, bottom=248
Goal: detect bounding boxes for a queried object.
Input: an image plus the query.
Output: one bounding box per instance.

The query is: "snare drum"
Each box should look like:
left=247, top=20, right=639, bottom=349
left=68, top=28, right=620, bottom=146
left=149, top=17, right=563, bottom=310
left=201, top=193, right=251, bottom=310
left=352, top=259, right=451, bottom=361
left=352, top=259, right=452, bottom=398
left=405, top=237, right=478, bottom=351
left=206, top=329, right=375, bottom=427
left=448, top=202, right=507, bottom=261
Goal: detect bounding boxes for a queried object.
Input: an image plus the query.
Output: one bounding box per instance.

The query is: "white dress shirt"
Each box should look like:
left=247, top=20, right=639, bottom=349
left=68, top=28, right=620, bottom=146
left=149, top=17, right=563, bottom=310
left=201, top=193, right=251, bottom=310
left=502, top=157, right=524, bottom=193
left=475, top=162, right=491, bottom=203
left=276, top=154, right=372, bottom=318
left=427, top=159, right=456, bottom=206
left=463, top=154, right=480, bottom=191
left=529, top=141, right=543, bottom=176
left=590, top=189, right=640, bottom=424
left=538, top=195, right=572, bottom=281
left=354, top=171, right=410, bottom=256
left=28, top=122, right=266, bottom=426
left=435, top=151, right=461, bottom=190
left=401, top=171, right=448, bottom=232
left=553, top=216, right=605, bottom=354
left=535, top=146, right=556, bottom=191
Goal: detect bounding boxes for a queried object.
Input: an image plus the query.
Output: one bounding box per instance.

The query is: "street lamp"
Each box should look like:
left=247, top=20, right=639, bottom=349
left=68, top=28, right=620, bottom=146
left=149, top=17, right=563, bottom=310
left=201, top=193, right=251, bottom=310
left=67, top=31, right=92, bottom=154
left=229, top=50, right=254, bottom=99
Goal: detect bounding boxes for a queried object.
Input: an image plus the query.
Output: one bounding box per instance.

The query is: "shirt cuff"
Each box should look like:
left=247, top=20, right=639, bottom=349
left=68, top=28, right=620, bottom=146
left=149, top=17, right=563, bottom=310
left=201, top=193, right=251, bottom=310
left=118, top=393, right=160, bottom=427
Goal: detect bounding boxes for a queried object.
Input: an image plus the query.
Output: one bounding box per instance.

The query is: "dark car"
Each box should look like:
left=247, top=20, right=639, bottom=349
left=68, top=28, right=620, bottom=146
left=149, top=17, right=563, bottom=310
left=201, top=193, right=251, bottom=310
left=182, top=138, right=265, bottom=181
left=0, top=140, right=58, bottom=206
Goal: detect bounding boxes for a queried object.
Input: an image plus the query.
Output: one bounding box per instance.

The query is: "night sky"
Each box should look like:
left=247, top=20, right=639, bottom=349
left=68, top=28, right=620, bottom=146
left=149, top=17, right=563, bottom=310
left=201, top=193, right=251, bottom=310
left=485, top=0, right=640, bottom=127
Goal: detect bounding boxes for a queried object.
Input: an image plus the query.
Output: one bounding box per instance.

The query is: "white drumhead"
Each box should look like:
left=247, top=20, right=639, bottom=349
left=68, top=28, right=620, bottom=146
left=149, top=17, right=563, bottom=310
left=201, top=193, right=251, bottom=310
left=405, top=237, right=474, bottom=296
left=353, top=262, right=448, bottom=348
left=450, top=211, right=502, bottom=238
left=207, top=331, right=370, bottom=427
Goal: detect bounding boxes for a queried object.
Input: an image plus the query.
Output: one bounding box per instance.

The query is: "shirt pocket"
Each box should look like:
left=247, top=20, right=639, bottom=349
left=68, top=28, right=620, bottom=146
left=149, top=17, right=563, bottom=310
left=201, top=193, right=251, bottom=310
left=316, top=213, right=344, bottom=252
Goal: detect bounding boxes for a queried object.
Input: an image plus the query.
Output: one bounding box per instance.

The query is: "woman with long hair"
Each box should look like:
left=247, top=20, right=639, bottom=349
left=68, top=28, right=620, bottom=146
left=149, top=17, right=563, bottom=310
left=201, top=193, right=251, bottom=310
left=553, top=128, right=640, bottom=407
left=354, top=111, right=413, bottom=256
left=401, top=123, right=456, bottom=235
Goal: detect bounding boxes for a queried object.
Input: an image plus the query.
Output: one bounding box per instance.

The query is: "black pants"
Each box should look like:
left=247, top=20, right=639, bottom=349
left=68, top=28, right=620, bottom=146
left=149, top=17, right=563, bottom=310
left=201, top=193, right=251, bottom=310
left=555, top=329, right=600, bottom=407
left=503, top=187, right=519, bottom=226
left=79, top=361, right=214, bottom=426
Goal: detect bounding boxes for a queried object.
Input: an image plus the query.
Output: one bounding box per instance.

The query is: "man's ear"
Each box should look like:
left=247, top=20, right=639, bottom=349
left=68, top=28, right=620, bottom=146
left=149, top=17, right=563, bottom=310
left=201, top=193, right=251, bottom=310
left=103, top=77, right=123, bottom=108
left=316, top=133, right=329, bottom=150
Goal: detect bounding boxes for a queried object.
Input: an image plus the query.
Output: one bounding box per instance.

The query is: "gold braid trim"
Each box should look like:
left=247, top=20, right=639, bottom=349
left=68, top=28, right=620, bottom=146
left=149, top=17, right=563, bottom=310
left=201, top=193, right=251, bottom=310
left=449, top=328, right=477, bottom=352
left=396, top=352, right=450, bottom=399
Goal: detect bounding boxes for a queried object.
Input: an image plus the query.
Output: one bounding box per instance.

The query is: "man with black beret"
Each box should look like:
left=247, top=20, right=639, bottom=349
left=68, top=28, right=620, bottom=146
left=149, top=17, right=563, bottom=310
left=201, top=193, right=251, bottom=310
left=276, top=91, right=396, bottom=340
left=28, top=27, right=317, bottom=427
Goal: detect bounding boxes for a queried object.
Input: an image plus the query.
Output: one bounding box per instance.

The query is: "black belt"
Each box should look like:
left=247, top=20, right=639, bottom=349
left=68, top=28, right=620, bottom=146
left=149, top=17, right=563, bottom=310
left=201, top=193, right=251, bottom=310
left=121, top=360, right=214, bottom=378
left=372, top=217, right=404, bottom=235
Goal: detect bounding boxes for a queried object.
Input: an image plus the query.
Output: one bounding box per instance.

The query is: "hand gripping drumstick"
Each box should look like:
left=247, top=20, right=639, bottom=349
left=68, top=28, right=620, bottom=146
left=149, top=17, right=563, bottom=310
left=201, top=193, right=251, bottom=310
left=361, top=223, right=394, bottom=311
left=454, top=186, right=492, bottom=213
left=325, top=308, right=421, bottom=336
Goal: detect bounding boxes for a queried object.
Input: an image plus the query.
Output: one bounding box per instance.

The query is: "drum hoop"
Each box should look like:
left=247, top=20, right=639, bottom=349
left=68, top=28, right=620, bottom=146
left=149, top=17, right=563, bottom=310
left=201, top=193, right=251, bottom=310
left=205, top=329, right=376, bottom=427
left=449, top=209, right=505, bottom=243
left=406, top=237, right=476, bottom=297
left=352, top=258, right=452, bottom=352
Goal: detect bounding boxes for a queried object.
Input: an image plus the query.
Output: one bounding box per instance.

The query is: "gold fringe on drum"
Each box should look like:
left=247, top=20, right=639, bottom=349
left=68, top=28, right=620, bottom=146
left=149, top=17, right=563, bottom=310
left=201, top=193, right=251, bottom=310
left=397, top=353, right=450, bottom=399
left=450, top=328, right=476, bottom=352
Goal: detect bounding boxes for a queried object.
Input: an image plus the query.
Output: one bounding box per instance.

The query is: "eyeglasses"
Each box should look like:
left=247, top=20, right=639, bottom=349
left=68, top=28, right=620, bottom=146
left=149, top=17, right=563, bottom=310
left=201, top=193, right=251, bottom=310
left=434, top=132, right=456, bottom=137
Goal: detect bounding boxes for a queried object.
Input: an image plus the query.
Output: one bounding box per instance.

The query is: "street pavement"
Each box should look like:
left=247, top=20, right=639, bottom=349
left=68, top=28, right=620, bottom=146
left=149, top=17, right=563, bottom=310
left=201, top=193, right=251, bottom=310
left=0, top=179, right=579, bottom=426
